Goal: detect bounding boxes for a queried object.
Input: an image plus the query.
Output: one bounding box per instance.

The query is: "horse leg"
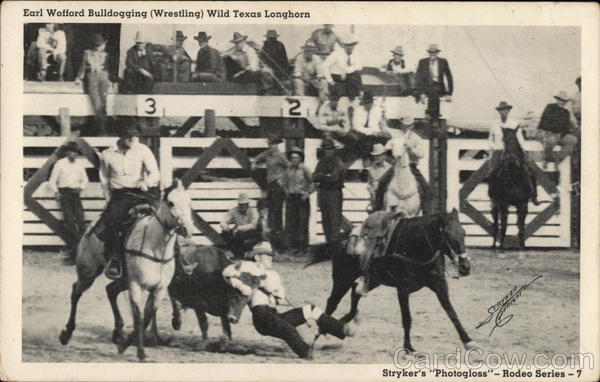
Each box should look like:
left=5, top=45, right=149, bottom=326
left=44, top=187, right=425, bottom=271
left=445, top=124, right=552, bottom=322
left=325, top=279, right=353, bottom=316
left=220, top=316, right=233, bottom=340
left=144, top=300, right=170, bottom=347
left=341, top=280, right=380, bottom=323
left=516, top=203, right=528, bottom=249
left=432, top=280, right=475, bottom=348
left=397, top=290, right=416, bottom=354
left=170, top=297, right=182, bottom=331
left=106, top=278, right=127, bottom=344
left=118, top=283, right=146, bottom=361
left=490, top=203, right=499, bottom=249
left=499, top=205, right=509, bottom=249
left=59, top=276, right=95, bottom=345
left=194, top=308, right=209, bottom=340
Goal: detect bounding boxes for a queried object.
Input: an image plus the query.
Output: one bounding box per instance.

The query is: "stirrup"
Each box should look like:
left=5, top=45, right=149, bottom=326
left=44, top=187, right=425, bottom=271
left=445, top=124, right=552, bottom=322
left=104, top=257, right=123, bottom=280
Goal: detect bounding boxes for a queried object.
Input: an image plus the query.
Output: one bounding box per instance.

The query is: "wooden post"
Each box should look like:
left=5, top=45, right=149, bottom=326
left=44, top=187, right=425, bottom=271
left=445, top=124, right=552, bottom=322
left=205, top=109, right=216, bottom=137
left=428, top=119, right=448, bottom=213
left=59, top=107, right=70, bottom=136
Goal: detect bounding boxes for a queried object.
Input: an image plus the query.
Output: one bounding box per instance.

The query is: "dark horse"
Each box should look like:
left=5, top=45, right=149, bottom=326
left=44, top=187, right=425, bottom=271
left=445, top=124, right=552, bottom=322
left=488, top=128, right=536, bottom=249
left=307, top=209, right=477, bottom=354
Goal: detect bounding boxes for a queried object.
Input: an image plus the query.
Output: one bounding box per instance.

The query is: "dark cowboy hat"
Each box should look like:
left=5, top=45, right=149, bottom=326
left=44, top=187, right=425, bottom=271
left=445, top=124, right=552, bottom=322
left=64, top=141, right=81, bottom=154
left=360, top=91, right=375, bottom=105
left=175, top=31, right=187, bottom=41
left=230, top=32, right=248, bottom=44
left=264, top=29, right=280, bottom=38
left=287, top=146, right=304, bottom=161
left=495, top=101, right=513, bottom=111
left=321, top=137, right=336, bottom=149
left=193, top=31, right=211, bottom=42
left=119, top=123, right=141, bottom=138
left=267, top=134, right=284, bottom=145
left=90, top=34, right=107, bottom=47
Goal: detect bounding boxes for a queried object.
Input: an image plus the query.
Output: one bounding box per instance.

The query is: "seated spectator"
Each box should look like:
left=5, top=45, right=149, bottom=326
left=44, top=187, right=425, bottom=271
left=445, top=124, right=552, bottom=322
left=74, top=34, right=111, bottom=135
left=223, top=32, right=274, bottom=94
left=260, top=29, right=291, bottom=82
left=190, top=31, right=225, bottom=82
left=317, top=98, right=349, bottom=136
left=35, top=23, right=67, bottom=81
left=384, top=46, right=416, bottom=92
left=170, top=31, right=192, bottom=82
left=123, top=32, right=157, bottom=94
left=344, top=91, right=389, bottom=161
left=220, top=193, right=262, bottom=259
left=322, top=34, right=362, bottom=102
left=293, top=42, right=328, bottom=102
left=308, top=24, right=339, bottom=58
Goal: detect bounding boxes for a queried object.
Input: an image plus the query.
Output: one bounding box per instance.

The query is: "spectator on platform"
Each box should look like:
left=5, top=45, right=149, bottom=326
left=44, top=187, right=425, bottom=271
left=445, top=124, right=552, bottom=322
left=75, top=34, right=111, bottom=136
left=293, top=42, right=328, bottom=102
left=35, top=23, right=67, bottom=81
left=385, top=46, right=416, bottom=91
left=223, top=32, right=274, bottom=94
left=415, top=43, right=453, bottom=119
left=170, top=31, right=192, bottom=82
left=221, top=193, right=262, bottom=259
left=313, top=138, right=346, bottom=245
left=260, top=29, right=291, bottom=82
left=322, top=34, right=363, bottom=102
left=251, top=135, right=289, bottom=235
left=536, top=90, right=578, bottom=169
left=344, top=91, right=389, bottom=160
left=366, top=143, right=391, bottom=207
left=123, top=32, right=157, bottom=93
left=308, top=24, right=339, bottom=58
left=281, top=147, right=314, bottom=252
left=190, top=31, right=225, bottom=82
left=317, top=98, right=350, bottom=136
left=48, top=141, right=88, bottom=264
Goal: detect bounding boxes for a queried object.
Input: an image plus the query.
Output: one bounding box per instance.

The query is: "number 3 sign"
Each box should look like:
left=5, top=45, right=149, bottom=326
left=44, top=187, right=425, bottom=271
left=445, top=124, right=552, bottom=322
left=137, top=97, right=158, bottom=116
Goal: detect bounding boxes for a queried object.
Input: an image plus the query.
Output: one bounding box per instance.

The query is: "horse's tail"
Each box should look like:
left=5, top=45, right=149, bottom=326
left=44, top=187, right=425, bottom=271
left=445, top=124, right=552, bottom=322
left=304, top=243, right=338, bottom=268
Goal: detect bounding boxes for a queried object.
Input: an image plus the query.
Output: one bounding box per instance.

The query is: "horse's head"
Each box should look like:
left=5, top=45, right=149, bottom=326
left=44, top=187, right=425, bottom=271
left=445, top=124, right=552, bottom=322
left=440, top=208, right=470, bottom=277
left=163, top=179, right=195, bottom=239
left=389, top=136, right=409, bottom=168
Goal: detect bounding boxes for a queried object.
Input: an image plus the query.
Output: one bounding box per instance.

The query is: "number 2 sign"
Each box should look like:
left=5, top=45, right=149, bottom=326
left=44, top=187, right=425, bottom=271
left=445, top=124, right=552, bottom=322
left=282, top=98, right=304, bottom=117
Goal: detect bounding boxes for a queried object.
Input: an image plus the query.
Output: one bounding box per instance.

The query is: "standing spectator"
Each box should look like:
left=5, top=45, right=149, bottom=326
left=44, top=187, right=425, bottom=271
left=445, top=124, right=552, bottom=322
left=190, top=31, right=225, bottom=82
left=385, top=46, right=415, bottom=91
left=415, top=43, right=453, bottom=119
left=48, top=142, right=89, bottom=264
left=366, top=143, right=391, bottom=208
left=536, top=90, right=578, bottom=168
left=293, top=42, right=328, bottom=101
left=260, top=29, right=291, bottom=82
left=251, top=135, right=289, bottom=235
left=308, top=24, right=339, bottom=58
left=281, top=147, right=314, bottom=252
left=123, top=32, right=157, bottom=93
left=223, top=32, right=274, bottom=93
left=74, top=34, right=111, bottom=136
left=35, top=23, right=67, bottom=81
left=322, top=34, right=362, bottom=102
left=313, top=138, right=346, bottom=245
left=220, top=193, right=261, bottom=259
left=170, top=31, right=192, bottom=82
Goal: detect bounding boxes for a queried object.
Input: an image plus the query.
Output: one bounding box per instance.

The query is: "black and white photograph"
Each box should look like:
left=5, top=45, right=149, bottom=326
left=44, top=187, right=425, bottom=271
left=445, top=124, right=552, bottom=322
left=2, top=2, right=599, bottom=381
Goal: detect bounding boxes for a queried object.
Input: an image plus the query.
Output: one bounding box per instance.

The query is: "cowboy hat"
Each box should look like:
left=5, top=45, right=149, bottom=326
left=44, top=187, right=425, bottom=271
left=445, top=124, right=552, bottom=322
left=134, top=31, right=147, bottom=44
left=400, top=115, right=415, bottom=126
left=90, top=34, right=107, bottom=47
left=287, top=146, right=304, bottom=161
left=237, top=193, right=250, bottom=205
left=64, top=141, right=81, bottom=154
left=370, top=143, right=386, bottom=156
left=267, top=134, right=284, bottom=145
left=321, top=137, right=336, bottom=149
left=301, top=41, right=318, bottom=51
left=193, top=32, right=211, bottom=42
left=553, top=90, right=570, bottom=102
left=390, top=46, right=404, bottom=55
left=230, top=32, right=248, bottom=44
left=245, top=241, right=273, bottom=260
left=339, top=34, right=359, bottom=46
left=360, top=91, right=375, bottom=105
left=264, top=29, right=280, bottom=38
left=427, top=43, right=441, bottom=53
left=495, top=101, right=513, bottom=111
left=175, top=31, right=187, bottom=41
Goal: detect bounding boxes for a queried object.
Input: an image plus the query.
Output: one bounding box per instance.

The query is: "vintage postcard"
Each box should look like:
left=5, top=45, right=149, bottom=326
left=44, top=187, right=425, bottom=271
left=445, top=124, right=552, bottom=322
left=1, top=1, right=598, bottom=381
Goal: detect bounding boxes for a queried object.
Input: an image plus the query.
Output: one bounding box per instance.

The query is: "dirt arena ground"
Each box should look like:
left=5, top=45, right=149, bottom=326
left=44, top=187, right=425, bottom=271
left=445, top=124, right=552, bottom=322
left=22, top=248, right=579, bottom=363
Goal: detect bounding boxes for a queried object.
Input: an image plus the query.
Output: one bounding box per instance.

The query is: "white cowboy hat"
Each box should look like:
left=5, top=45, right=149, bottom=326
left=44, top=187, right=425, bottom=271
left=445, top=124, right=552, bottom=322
left=134, top=31, right=147, bottom=43
left=370, top=143, right=386, bottom=156
left=400, top=115, right=415, bottom=126
left=237, top=193, right=250, bottom=204
left=390, top=46, right=404, bottom=55
left=251, top=241, right=273, bottom=255
left=427, top=43, right=441, bottom=53
left=339, top=34, right=359, bottom=46
left=553, top=90, right=570, bottom=102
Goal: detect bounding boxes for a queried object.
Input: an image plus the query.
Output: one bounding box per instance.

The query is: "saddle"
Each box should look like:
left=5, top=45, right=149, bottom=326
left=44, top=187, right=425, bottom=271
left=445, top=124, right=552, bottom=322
left=90, top=203, right=154, bottom=248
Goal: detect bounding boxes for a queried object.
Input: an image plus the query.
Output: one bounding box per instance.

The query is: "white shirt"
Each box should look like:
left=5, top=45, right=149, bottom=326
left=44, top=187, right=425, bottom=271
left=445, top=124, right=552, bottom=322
left=383, top=128, right=425, bottom=163
left=388, top=60, right=413, bottom=74
left=222, top=262, right=285, bottom=308
left=318, top=102, right=350, bottom=134
left=352, top=104, right=385, bottom=135
left=48, top=157, right=89, bottom=193
left=429, top=58, right=439, bottom=82
left=488, top=117, right=525, bottom=150
left=100, top=141, right=159, bottom=195
left=322, top=48, right=362, bottom=83
left=293, top=54, right=324, bottom=80
left=242, top=44, right=260, bottom=71
left=36, top=28, right=66, bottom=55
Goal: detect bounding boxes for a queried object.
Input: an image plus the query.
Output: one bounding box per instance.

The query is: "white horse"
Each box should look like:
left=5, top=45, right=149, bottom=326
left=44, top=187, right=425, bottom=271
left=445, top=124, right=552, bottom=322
left=384, top=135, right=421, bottom=216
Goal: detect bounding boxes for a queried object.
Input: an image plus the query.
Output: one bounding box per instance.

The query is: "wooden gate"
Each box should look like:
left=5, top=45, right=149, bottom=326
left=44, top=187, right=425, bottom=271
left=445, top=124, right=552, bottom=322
left=447, top=139, right=571, bottom=247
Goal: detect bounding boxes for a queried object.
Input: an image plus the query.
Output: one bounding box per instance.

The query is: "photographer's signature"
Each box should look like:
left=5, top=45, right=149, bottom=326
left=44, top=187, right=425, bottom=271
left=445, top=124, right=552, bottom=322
left=476, top=275, right=543, bottom=336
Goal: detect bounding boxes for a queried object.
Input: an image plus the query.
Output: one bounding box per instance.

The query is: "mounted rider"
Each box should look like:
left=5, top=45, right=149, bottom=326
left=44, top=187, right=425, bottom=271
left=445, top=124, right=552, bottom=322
left=99, top=123, right=160, bottom=279
left=487, top=101, right=539, bottom=205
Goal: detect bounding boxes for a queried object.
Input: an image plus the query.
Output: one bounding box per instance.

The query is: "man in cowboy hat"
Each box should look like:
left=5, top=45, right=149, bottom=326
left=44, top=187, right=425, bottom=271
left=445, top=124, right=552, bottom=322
left=222, top=241, right=359, bottom=359
left=307, top=24, right=339, bottom=58
left=35, top=23, right=67, bottom=81
left=293, top=42, right=328, bottom=101
left=316, top=96, right=349, bottom=135
left=322, top=33, right=363, bottom=102
left=313, top=138, right=346, bottom=245
left=48, top=141, right=89, bottom=263
left=251, top=135, right=289, bottom=235
left=415, top=43, right=453, bottom=119
left=260, top=29, right=291, bottom=81
left=223, top=32, right=274, bottom=93
left=385, top=46, right=416, bottom=91
left=281, top=147, right=314, bottom=252
left=190, top=31, right=225, bottom=82
left=366, top=143, right=391, bottom=207
left=536, top=90, right=578, bottom=169
left=123, top=31, right=157, bottom=93
left=221, top=193, right=261, bottom=259
left=168, top=31, right=192, bottom=82
left=100, top=123, right=160, bottom=278
left=352, top=91, right=388, bottom=137
left=488, top=101, right=540, bottom=204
